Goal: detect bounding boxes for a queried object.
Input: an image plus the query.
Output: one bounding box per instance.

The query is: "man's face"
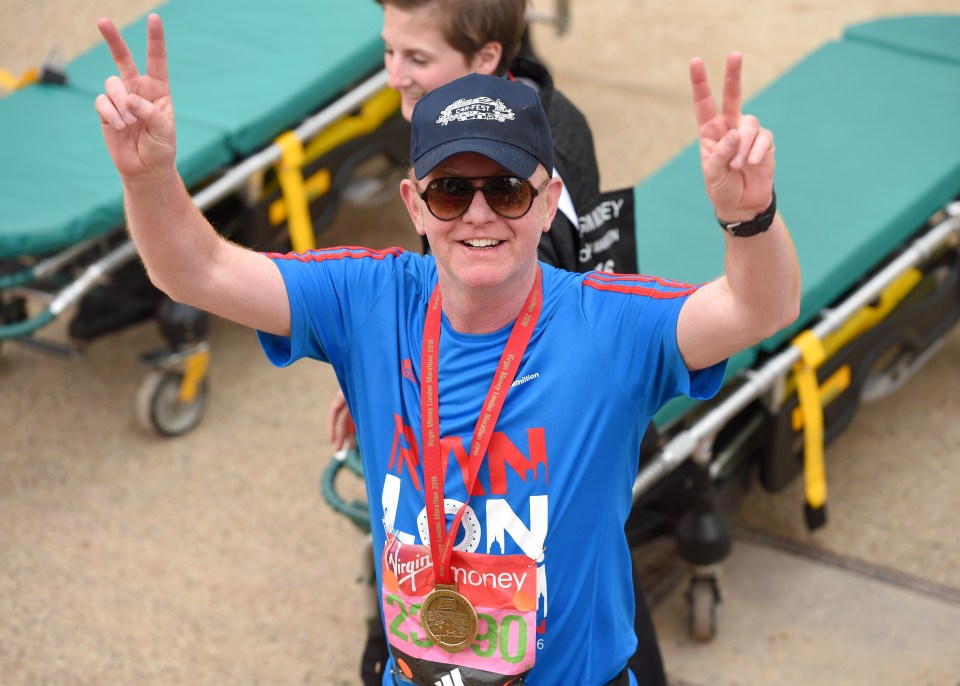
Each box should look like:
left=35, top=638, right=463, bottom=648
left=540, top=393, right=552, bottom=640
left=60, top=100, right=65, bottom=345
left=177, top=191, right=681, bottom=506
left=400, top=153, right=561, bottom=295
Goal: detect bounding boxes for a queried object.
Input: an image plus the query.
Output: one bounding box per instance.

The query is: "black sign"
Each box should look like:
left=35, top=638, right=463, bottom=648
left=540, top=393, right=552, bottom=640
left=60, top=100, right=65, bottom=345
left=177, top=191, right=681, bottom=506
left=577, top=187, right=637, bottom=274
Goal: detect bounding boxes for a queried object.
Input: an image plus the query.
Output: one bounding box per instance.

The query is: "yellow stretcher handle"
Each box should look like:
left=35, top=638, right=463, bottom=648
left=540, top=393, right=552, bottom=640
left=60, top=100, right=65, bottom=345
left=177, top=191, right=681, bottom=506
left=791, top=330, right=828, bottom=530
left=0, top=67, right=38, bottom=91
left=274, top=131, right=316, bottom=253
left=269, top=87, right=401, bottom=246
left=304, top=87, right=400, bottom=161
left=178, top=347, right=210, bottom=404
left=783, top=268, right=923, bottom=403
left=822, top=268, right=922, bottom=359
left=786, top=268, right=924, bottom=530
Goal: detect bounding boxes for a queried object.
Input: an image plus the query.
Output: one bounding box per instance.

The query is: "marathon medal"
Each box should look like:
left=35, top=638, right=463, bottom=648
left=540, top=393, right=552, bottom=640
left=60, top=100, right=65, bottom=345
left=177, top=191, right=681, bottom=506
left=418, top=269, right=542, bottom=653
left=419, top=583, right=478, bottom=652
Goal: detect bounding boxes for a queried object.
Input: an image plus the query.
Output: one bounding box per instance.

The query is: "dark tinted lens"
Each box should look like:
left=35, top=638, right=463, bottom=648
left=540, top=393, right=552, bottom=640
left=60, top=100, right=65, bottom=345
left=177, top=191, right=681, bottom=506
left=426, top=178, right=475, bottom=219
left=423, top=177, right=535, bottom=220
left=482, top=177, right=532, bottom=218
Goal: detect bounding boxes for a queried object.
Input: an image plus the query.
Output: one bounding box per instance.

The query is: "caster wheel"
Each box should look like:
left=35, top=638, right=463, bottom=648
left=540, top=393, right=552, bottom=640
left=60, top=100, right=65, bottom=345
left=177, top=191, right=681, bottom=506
left=687, top=576, right=718, bottom=642
left=136, top=370, right=209, bottom=436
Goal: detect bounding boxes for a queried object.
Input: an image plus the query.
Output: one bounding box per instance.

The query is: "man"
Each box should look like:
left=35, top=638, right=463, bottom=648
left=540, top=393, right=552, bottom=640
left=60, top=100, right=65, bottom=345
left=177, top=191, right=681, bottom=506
left=341, top=3, right=655, bottom=682
left=95, top=13, right=799, bottom=685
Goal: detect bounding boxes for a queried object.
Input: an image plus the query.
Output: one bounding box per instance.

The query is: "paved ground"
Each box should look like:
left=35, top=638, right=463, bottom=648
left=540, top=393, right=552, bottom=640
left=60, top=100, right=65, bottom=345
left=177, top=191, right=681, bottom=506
left=2, top=1, right=960, bottom=685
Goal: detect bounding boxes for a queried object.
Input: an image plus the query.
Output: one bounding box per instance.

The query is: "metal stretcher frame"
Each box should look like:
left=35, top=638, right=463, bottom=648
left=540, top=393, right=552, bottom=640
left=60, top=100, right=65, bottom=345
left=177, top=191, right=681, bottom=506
left=634, top=202, right=960, bottom=493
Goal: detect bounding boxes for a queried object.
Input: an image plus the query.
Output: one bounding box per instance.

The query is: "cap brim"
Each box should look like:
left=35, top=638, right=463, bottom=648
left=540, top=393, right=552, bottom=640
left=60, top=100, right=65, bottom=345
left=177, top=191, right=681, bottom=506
left=413, top=138, right=540, bottom=180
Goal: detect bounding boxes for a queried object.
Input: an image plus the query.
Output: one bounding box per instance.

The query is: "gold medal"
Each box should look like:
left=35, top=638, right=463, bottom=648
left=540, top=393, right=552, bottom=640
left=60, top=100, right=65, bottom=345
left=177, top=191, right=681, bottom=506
left=420, top=583, right=478, bottom=652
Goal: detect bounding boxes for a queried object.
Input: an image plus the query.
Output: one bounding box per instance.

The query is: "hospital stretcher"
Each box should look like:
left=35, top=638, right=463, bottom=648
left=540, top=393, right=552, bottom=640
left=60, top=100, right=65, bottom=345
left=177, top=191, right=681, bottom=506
left=321, top=14, right=960, bottom=642
left=0, top=0, right=407, bottom=435
left=625, top=13, right=960, bottom=638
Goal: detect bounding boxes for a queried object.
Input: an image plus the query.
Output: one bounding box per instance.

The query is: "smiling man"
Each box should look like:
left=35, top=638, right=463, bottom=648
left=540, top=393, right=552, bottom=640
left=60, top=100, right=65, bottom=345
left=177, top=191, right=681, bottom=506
left=398, top=77, right=562, bottom=332
left=95, top=13, right=799, bottom=685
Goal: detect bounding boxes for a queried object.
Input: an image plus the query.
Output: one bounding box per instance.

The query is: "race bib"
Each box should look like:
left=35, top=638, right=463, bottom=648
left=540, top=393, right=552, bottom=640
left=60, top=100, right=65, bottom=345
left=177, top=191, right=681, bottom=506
left=382, top=534, right=538, bottom=685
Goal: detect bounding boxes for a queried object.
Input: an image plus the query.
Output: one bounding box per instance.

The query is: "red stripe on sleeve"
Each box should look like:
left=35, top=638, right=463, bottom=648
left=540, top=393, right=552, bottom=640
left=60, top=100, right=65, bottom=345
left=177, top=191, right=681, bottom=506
left=263, top=246, right=406, bottom=262
left=584, top=271, right=696, bottom=290
left=583, top=277, right=698, bottom=299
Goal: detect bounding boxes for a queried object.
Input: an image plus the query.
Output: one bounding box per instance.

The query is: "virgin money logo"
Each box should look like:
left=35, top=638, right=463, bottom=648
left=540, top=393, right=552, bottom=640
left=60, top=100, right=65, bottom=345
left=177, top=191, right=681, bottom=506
left=401, top=358, right=416, bottom=383
left=451, top=567, right=529, bottom=593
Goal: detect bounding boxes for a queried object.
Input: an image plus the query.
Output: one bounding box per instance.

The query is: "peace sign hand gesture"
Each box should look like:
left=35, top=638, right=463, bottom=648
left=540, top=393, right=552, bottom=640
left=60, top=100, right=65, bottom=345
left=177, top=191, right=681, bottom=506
left=690, top=52, right=775, bottom=223
left=94, top=14, right=176, bottom=183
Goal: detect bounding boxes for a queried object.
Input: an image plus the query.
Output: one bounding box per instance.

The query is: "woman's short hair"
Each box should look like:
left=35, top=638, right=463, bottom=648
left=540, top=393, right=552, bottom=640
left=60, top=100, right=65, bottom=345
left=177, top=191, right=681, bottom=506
left=378, top=0, right=527, bottom=76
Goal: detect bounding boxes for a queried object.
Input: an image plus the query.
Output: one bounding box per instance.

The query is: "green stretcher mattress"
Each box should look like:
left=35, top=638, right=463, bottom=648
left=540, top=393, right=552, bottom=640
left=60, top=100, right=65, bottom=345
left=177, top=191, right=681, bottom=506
left=0, top=84, right=231, bottom=259
left=844, top=14, right=960, bottom=65
left=0, top=0, right=385, bottom=259
left=66, top=0, right=386, bottom=157
left=645, top=15, right=960, bottom=428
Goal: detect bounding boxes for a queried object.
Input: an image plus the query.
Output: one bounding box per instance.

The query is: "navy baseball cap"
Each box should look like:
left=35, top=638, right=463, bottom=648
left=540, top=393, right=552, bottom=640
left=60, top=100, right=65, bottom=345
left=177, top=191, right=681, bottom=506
left=410, top=73, right=554, bottom=180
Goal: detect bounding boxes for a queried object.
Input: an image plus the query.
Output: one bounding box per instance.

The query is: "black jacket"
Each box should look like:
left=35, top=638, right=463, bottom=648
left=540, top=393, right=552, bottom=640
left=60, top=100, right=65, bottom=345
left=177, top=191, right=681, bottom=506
left=509, top=54, right=601, bottom=272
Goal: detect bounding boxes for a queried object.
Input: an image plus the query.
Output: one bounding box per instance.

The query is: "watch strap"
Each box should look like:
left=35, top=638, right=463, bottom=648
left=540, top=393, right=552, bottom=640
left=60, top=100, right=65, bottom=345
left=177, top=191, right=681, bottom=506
left=717, top=190, right=777, bottom=237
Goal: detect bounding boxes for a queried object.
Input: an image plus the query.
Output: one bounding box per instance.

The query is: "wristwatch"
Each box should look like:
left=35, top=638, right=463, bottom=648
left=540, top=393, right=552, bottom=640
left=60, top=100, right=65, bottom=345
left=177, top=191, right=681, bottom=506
left=716, top=190, right=777, bottom=237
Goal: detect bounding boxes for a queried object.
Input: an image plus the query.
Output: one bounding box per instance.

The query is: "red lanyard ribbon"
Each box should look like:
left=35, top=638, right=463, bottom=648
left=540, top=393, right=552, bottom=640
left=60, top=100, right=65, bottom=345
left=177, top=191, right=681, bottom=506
left=420, top=268, right=543, bottom=585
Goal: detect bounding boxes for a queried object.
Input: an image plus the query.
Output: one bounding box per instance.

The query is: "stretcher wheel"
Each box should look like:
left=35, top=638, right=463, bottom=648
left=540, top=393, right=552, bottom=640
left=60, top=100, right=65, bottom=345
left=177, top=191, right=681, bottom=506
left=136, top=370, right=209, bottom=436
left=686, top=576, right=719, bottom=642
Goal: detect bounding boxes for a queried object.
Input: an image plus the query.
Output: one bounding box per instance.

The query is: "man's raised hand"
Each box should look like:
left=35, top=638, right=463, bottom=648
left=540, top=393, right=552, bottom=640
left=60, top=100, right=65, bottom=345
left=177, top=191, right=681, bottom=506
left=94, top=14, right=177, bottom=183
left=689, top=52, right=775, bottom=222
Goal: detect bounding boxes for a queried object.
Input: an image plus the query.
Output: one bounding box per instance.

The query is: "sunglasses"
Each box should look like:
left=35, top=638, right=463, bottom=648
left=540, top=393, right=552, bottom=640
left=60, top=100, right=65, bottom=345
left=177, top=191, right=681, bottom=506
left=416, top=176, right=550, bottom=221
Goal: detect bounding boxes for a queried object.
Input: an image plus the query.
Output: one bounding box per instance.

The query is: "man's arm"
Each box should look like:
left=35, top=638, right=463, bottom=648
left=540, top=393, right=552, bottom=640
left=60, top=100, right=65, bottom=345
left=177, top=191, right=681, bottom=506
left=95, top=14, right=290, bottom=336
left=677, top=53, right=801, bottom=371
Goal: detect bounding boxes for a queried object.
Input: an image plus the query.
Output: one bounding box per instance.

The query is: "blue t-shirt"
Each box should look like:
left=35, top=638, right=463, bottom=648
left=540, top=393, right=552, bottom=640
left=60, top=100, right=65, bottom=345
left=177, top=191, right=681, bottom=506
left=258, top=247, right=725, bottom=685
